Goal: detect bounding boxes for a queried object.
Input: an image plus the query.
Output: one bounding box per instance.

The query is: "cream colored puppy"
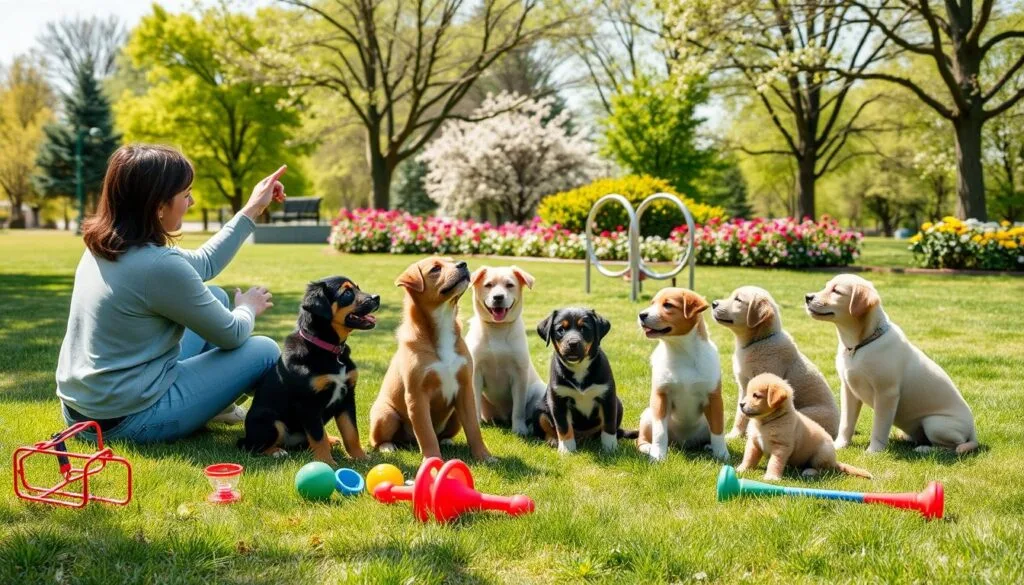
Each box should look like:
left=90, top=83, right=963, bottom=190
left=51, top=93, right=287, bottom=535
left=465, top=265, right=547, bottom=436
left=737, top=374, right=871, bottom=481
left=805, top=274, right=978, bottom=454
left=637, top=288, right=728, bottom=462
left=712, top=286, right=839, bottom=439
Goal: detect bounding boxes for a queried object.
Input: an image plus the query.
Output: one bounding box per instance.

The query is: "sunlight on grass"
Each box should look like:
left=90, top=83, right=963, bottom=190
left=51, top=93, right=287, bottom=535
left=1, top=230, right=1022, bottom=584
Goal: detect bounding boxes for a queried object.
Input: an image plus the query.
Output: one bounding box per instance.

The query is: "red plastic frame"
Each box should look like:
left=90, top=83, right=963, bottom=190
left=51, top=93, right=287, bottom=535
left=12, top=421, right=133, bottom=508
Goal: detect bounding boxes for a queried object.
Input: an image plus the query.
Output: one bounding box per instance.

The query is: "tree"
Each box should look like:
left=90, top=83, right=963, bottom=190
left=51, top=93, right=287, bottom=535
left=832, top=1, right=1024, bottom=221
left=663, top=0, right=893, bottom=219
left=0, top=56, right=54, bottom=228
left=699, top=154, right=754, bottom=218
left=391, top=158, right=436, bottom=215
left=115, top=7, right=308, bottom=213
left=38, top=16, right=126, bottom=87
left=233, top=0, right=563, bottom=209
left=985, top=107, right=1024, bottom=222
left=418, top=93, right=595, bottom=222
left=33, top=60, right=120, bottom=220
left=601, top=75, right=713, bottom=195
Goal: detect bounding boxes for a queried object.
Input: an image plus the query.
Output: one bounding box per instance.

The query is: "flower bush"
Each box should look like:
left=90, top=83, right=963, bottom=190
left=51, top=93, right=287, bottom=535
left=671, top=216, right=861, bottom=268
left=908, top=217, right=1024, bottom=271
left=536, top=175, right=727, bottom=238
left=329, top=209, right=862, bottom=268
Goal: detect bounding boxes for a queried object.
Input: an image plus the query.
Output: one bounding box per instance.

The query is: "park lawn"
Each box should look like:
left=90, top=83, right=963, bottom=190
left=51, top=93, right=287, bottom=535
left=858, top=236, right=916, bottom=269
left=1, top=230, right=1022, bottom=585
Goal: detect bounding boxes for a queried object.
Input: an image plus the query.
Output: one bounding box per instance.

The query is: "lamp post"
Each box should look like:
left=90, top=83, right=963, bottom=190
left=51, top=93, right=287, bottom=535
left=75, top=126, right=101, bottom=235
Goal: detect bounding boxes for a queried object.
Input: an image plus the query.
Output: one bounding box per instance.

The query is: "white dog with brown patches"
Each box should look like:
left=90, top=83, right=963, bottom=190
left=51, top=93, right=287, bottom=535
left=637, top=288, right=729, bottom=462
left=465, top=265, right=547, bottom=436
left=805, top=274, right=978, bottom=454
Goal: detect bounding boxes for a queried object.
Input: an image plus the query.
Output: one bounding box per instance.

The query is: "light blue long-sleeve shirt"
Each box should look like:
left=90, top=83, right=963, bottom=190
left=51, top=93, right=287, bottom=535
left=56, top=213, right=257, bottom=419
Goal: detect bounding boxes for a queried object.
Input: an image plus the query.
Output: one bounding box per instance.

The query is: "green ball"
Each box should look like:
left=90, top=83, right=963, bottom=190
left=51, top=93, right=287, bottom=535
left=295, top=462, right=336, bottom=501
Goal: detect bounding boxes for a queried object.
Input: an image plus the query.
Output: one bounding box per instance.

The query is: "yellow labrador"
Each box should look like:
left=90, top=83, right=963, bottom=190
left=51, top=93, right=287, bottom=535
left=711, top=286, right=839, bottom=439
left=805, top=274, right=978, bottom=454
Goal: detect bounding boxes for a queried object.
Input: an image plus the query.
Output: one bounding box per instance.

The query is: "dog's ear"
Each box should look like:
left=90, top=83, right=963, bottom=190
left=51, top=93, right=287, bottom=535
left=848, top=283, right=880, bottom=318
left=591, top=310, right=612, bottom=342
left=470, top=266, right=488, bottom=287
left=766, top=380, right=791, bottom=409
left=395, top=263, right=425, bottom=293
left=682, top=291, right=710, bottom=319
left=537, top=311, right=557, bottom=346
left=510, top=266, right=535, bottom=290
left=745, top=296, right=773, bottom=329
left=301, top=281, right=334, bottom=320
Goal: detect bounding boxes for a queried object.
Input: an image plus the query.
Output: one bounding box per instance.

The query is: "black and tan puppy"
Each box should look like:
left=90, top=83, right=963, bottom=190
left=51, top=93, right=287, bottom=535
left=237, top=276, right=380, bottom=466
left=533, top=307, right=636, bottom=454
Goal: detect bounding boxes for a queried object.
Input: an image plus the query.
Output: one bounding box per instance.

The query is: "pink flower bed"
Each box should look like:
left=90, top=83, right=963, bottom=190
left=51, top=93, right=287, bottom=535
left=329, top=209, right=862, bottom=268
left=671, top=216, right=862, bottom=267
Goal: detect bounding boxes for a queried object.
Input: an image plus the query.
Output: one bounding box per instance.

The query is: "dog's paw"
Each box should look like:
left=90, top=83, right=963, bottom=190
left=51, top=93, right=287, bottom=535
left=914, top=445, right=936, bottom=454
left=865, top=443, right=887, bottom=454
left=725, top=429, right=744, bottom=441
left=833, top=438, right=850, bottom=450
left=735, top=464, right=749, bottom=473
left=377, top=442, right=397, bottom=453
left=763, top=474, right=782, bottom=482
left=801, top=468, right=820, bottom=477
left=637, top=443, right=652, bottom=455
left=439, top=438, right=455, bottom=447
left=327, top=435, right=343, bottom=446
left=348, top=449, right=368, bottom=461
left=705, top=444, right=730, bottom=463
left=557, top=439, right=576, bottom=455
left=512, top=420, right=530, bottom=437
left=601, top=432, right=618, bottom=452
left=268, top=448, right=289, bottom=459
left=647, top=447, right=666, bottom=463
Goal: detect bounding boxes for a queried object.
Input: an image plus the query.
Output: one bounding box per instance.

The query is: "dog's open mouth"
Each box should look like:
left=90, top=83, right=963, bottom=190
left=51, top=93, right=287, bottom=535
left=487, top=303, right=512, bottom=322
left=344, top=312, right=377, bottom=330
left=642, top=325, right=671, bottom=338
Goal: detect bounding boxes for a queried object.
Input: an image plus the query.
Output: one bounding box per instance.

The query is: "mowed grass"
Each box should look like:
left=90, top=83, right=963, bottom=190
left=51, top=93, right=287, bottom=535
left=1, top=230, right=1023, bottom=585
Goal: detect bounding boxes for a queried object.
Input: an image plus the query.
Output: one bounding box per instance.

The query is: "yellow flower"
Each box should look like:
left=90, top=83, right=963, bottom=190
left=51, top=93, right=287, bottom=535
left=909, top=233, right=922, bottom=243
left=1004, top=241, right=1018, bottom=249
left=1001, top=220, right=1010, bottom=227
left=971, top=235, right=982, bottom=243
left=921, top=222, right=933, bottom=230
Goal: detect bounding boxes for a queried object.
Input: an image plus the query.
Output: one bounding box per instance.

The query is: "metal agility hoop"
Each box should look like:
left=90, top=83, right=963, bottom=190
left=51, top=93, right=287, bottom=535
left=584, top=192, right=696, bottom=301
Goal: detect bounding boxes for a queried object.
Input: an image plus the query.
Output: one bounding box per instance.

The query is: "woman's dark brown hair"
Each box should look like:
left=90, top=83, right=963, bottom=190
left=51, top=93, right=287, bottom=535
left=83, top=144, right=194, bottom=261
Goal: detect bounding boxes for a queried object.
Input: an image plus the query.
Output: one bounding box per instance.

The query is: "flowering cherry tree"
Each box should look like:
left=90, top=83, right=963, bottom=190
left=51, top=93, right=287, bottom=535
left=418, top=92, right=597, bottom=223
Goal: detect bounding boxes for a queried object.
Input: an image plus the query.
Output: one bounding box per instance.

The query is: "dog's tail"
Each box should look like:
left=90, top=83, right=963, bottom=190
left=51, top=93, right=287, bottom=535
left=836, top=462, right=873, bottom=479
left=617, top=427, right=639, bottom=440
left=955, top=433, right=980, bottom=455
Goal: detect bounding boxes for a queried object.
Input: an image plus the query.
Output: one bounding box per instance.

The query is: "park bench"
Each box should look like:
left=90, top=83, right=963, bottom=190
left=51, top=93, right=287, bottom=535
left=270, top=196, right=323, bottom=224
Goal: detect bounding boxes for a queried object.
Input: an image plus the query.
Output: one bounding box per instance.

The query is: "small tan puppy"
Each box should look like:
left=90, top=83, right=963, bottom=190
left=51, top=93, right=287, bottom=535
left=806, top=274, right=978, bottom=454
left=369, top=257, right=492, bottom=461
left=737, top=374, right=872, bottom=481
left=637, top=288, right=728, bottom=462
left=464, top=265, right=547, bottom=436
left=712, top=286, right=839, bottom=438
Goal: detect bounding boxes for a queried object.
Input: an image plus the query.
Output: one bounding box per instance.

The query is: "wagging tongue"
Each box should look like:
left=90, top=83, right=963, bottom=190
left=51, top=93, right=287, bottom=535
left=489, top=307, right=508, bottom=321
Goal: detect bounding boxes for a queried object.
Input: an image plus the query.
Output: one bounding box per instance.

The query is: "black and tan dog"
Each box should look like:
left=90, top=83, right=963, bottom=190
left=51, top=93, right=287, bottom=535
left=237, top=276, right=379, bottom=466
left=533, top=307, right=636, bottom=454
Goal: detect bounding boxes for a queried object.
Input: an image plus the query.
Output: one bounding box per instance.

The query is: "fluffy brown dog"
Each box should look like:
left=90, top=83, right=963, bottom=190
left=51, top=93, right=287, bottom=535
left=736, top=373, right=871, bottom=481
left=368, top=257, right=493, bottom=461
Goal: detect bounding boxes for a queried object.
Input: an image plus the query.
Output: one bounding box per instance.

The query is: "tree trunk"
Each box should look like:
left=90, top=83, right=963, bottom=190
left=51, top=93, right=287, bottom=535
left=796, top=154, right=816, bottom=220
left=952, top=109, right=987, bottom=221
left=231, top=185, right=243, bottom=214
left=370, top=153, right=393, bottom=210
left=6, top=198, right=26, bottom=228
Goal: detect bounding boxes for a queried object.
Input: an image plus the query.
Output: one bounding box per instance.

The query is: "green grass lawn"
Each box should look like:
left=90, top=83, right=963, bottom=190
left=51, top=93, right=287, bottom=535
left=858, top=236, right=916, bottom=269
left=1, top=230, right=1022, bottom=584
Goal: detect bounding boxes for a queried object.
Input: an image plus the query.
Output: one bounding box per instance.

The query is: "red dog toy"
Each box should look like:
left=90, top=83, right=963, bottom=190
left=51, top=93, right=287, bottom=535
left=13, top=421, right=133, bottom=508
left=373, top=457, right=534, bottom=523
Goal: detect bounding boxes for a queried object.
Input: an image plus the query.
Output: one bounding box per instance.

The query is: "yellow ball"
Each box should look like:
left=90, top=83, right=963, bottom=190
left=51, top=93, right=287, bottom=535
left=365, top=464, right=404, bottom=493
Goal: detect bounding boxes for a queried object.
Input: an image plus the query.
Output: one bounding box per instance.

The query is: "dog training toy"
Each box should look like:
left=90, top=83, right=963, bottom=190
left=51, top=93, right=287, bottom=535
left=13, top=422, right=133, bottom=508
left=365, top=463, right=404, bottom=494
left=295, top=461, right=336, bottom=501
left=716, top=465, right=944, bottom=520
left=205, top=463, right=244, bottom=504
left=373, top=457, right=534, bottom=523
left=334, top=468, right=364, bottom=496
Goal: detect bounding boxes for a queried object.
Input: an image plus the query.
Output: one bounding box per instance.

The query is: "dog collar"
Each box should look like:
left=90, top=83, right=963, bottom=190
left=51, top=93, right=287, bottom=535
left=742, top=332, right=777, bottom=349
left=298, top=329, right=345, bottom=355
left=846, top=321, right=889, bottom=356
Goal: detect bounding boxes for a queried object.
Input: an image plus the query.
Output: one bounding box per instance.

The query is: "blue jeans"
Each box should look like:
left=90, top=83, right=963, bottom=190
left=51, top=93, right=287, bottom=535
left=62, top=286, right=280, bottom=443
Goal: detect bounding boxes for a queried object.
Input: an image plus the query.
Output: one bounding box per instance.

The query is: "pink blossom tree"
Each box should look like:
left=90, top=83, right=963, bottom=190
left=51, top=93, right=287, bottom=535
left=419, top=92, right=598, bottom=223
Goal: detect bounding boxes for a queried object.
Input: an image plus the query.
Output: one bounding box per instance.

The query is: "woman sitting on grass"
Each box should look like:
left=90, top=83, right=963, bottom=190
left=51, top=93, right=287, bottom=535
left=56, top=144, right=286, bottom=443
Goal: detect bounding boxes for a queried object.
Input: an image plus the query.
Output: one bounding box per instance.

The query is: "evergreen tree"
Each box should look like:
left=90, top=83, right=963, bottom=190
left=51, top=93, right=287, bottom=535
left=391, top=158, right=437, bottom=216
left=701, top=155, right=753, bottom=219
left=34, top=59, right=120, bottom=216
